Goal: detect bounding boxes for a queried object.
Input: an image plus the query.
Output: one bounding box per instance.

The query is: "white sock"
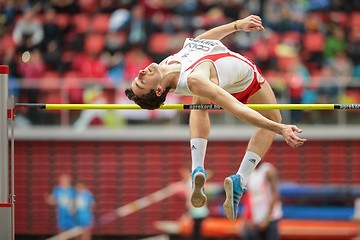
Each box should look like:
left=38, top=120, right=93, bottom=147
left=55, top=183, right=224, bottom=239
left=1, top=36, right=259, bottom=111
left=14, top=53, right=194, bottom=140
left=190, top=138, right=208, bottom=172
left=236, top=151, right=261, bottom=187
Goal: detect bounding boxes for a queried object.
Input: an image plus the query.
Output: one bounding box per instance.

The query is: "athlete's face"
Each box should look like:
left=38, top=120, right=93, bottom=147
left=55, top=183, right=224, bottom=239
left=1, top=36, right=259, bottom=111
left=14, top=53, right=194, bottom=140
left=130, top=63, right=163, bottom=97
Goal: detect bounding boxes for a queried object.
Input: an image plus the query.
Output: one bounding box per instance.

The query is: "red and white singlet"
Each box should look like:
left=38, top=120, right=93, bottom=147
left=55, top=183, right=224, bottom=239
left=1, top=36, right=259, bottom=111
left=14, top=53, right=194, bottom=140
left=163, top=38, right=265, bottom=102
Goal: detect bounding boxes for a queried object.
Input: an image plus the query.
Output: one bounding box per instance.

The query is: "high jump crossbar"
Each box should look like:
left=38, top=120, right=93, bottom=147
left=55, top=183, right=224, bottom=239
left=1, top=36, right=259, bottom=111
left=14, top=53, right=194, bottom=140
left=15, top=103, right=360, bottom=110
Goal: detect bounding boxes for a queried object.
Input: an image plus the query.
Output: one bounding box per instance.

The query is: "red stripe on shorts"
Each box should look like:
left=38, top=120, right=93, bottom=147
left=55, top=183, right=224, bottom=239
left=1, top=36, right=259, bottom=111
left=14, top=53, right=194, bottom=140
left=231, top=73, right=264, bottom=104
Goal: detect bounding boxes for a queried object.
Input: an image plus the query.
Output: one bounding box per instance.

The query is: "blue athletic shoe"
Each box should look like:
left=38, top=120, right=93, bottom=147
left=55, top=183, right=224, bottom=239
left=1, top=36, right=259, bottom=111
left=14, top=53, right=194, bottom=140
left=223, top=174, right=246, bottom=221
left=190, top=166, right=207, bottom=208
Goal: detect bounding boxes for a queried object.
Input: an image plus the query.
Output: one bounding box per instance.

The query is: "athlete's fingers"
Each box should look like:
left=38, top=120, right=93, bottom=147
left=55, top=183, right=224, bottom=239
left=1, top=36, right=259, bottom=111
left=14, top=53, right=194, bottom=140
left=251, top=15, right=263, bottom=25
left=291, top=135, right=306, bottom=147
left=248, top=21, right=264, bottom=31
left=251, top=16, right=265, bottom=31
left=292, top=134, right=307, bottom=144
left=284, top=127, right=306, bottom=147
left=248, top=25, right=264, bottom=32
left=290, top=126, right=307, bottom=142
left=288, top=137, right=304, bottom=148
left=291, top=125, right=303, bottom=133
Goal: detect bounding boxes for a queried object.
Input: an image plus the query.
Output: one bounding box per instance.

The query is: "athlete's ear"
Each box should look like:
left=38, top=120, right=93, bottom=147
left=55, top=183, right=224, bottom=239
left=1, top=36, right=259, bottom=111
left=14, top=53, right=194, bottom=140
left=155, top=85, right=163, bottom=97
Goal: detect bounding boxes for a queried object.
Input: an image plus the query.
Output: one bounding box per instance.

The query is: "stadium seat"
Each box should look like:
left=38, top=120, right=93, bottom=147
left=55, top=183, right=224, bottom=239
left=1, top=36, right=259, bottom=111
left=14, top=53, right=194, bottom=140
left=350, top=12, right=360, bottom=29
left=72, top=14, right=90, bottom=33
left=148, top=33, right=172, bottom=54
left=91, top=14, right=110, bottom=33
left=85, top=33, right=105, bottom=54
left=78, top=0, right=98, bottom=13
left=0, top=35, right=15, bottom=52
left=329, top=11, right=349, bottom=28
left=56, top=13, right=70, bottom=30
left=303, top=32, right=325, bottom=52
left=282, top=31, right=302, bottom=44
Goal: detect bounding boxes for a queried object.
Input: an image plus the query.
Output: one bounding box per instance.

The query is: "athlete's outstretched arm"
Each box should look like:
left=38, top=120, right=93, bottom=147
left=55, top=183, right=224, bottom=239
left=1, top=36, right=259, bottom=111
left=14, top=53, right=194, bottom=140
left=196, top=15, right=265, bottom=40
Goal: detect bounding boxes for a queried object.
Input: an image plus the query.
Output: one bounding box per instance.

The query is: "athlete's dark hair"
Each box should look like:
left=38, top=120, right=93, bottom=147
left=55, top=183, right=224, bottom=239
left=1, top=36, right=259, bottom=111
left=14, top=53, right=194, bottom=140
left=125, top=87, right=171, bottom=110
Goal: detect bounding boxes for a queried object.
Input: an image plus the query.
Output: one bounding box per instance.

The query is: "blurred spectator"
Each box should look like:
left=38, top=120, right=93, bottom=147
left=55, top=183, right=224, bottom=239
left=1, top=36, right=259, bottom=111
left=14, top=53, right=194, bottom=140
left=316, top=65, right=339, bottom=104
left=328, top=51, right=353, bottom=86
left=18, top=0, right=43, bottom=14
left=99, top=0, right=121, bottom=14
left=2, top=46, right=18, bottom=77
left=306, top=0, right=330, bottom=11
left=302, top=13, right=326, bottom=70
left=222, top=0, right=245, bottom=20
left=41, top=8, right=64, bottom=72
left=46, top=0, right=79, bottom=14
left=284, top=56, right=310, bottom=123
left=348, top=28, right=360, bottom=65
left=46, top=174, right=76, bottom=232
left=167, top=0, right=198, bottom=32
left=128, top=5, right=147, bottom=46
left=109, top=8, right=131, bottom=32
left=164, top=14, right=188, bottom=34
left=12, top=8, right=44, bottom=52
left=74, top=180, right=95, bottom=240
left=101, top=32, right=126, bottom=86
left=324, top=26, right=347, bottom=61
left=0, top=0, right=16, bottom=33
left=241, top=161, right=282, bottom=240
left=263, top=0, right=284, bottom=32
left=347, top=28, right=360, bottom=83
left=200, top=6, right=227, bottom=29
left=283, top=1, right=306, bottom=32
left=251, top=30, right=278, bottom=72
left=142, top=0, right=167, bottom=19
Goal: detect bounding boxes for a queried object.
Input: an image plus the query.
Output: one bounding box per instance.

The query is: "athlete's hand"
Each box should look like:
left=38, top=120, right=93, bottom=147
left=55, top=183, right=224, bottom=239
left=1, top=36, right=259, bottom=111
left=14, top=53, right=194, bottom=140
left=280, top=124, right=307, bottom=148
left=237, top=15, right=265, bottom=32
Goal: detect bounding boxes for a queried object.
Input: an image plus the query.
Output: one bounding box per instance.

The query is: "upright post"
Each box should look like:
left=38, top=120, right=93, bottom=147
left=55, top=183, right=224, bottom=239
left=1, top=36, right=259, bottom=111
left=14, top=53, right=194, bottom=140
left=0, top=65, right=12, bottom=240
left=0, top=65, right=9, bottom=202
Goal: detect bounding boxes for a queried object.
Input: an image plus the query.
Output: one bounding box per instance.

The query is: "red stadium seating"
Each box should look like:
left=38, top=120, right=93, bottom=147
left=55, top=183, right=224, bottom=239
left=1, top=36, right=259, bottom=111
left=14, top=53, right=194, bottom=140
left=148, top=33, right=172, bottom=54
left=72, top=14, right=90, bottom=33
left=303, top=32, right=325, bottom=52
left=350, top=12, right=360, bottom=29
left=91, top=14, right=110, bottom=33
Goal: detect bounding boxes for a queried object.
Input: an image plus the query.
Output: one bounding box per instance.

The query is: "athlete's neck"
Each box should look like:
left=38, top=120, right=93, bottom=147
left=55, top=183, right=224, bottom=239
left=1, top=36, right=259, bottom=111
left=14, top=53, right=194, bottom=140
left=160, top=63, right=181, bottom=89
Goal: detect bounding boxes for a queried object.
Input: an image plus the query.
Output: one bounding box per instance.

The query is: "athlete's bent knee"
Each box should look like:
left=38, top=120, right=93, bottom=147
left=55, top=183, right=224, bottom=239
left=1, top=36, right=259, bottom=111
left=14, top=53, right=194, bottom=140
left=268, top=110, right=282, bottom=123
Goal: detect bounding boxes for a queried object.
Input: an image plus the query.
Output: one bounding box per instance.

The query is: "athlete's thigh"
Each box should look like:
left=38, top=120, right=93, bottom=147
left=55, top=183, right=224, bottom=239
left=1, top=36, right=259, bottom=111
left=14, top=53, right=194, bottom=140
left=247, top=81, right=280, bottom=121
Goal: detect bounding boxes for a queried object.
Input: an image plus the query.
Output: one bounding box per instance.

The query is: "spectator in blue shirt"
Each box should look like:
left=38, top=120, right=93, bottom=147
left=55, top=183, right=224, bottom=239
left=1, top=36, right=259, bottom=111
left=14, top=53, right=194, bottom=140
left=46, top=174, right=76, bottom=231
left=74, top=180, right=95, bottom=240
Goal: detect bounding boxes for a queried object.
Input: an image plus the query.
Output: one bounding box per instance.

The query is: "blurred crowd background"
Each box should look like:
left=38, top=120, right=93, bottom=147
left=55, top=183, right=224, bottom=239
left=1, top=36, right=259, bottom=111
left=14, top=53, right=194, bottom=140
left=1, top=0, right=360, bottom=127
